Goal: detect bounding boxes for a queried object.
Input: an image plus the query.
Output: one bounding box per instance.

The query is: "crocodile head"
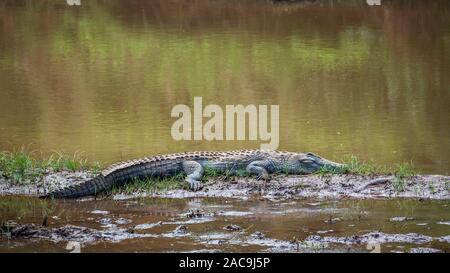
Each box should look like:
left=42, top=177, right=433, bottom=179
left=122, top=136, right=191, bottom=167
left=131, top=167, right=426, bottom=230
left=289, top=152, right=344, bottom=174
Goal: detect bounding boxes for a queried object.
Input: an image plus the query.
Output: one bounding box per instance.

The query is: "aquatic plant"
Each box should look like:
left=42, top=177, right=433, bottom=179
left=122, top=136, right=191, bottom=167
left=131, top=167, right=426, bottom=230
left=0, top=148, right=38, bottom=183
left=39, top=199, right=57, bottom=227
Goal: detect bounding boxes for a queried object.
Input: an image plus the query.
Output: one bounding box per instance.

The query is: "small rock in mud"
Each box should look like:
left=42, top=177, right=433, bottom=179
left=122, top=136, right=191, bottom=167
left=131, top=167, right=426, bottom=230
left=183, top=209, right=204, bottom=218
left=174, top=225, right=188, bottom=234
left=97, top=218, right=112, bottom=225
left=251, top=231, right=266, bottom=239
left=325, top=216, right=340, bottom=224
left=224, top=224, right=242, bottom=232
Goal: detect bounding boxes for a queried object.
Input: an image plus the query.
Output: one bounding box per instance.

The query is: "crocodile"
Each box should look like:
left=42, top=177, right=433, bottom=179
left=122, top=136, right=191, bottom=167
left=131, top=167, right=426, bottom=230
left=40, top=150, right=344, bottom=199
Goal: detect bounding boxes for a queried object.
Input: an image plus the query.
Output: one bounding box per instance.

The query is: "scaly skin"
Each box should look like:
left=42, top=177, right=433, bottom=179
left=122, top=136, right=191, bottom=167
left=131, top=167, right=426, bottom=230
left=40, top=150, right=344, bottom=199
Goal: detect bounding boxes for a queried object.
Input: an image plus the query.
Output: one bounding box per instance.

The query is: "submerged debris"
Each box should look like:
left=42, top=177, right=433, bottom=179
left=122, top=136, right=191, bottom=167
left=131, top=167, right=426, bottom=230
left=1, top=223, right=151, bottom=244
left=224, top=224, right=242, bottom=232
left=174, top=225, right=188, bottom=235
left=183, top=209, right=205, bottom=219
left=251, top=231, right=266, bottom=240
left=356, top=178, right=391, bottom=192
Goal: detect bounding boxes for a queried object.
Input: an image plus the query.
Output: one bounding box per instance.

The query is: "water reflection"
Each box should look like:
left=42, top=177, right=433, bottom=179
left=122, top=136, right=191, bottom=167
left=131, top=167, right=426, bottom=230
left=0, top=0, right=448, bottom=174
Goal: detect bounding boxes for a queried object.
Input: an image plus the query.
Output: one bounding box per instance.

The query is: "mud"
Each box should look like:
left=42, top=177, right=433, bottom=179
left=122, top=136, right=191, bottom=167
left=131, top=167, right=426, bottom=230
left=1, top=196, right=449, bottom=253
left=1, top=172, right=449, bottom=201
left=1, top=222, right=153, bottom=244
left=1, top=173, right=449, bottom=253
left=303, top=232, right=450, bottom=253
left=3, top=223, right=448, bottom=253
left=0, top=171, right=95, bottom=197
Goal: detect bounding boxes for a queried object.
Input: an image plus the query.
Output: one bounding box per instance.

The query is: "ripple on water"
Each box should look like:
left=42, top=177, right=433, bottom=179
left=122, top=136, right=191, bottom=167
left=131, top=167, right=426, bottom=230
left=409, top=247, right=441, bottom=253
left=90, top=210, right=109, bottom=215
left=134, top=222, right=163, bottom=230
left=217, top=211, right=253, bottom=217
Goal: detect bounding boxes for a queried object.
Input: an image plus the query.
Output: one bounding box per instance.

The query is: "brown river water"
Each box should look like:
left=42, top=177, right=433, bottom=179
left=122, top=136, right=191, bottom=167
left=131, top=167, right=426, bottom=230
left=0, top=0, right=449, bottom=174
left=0, top=0, right=449, bottom=252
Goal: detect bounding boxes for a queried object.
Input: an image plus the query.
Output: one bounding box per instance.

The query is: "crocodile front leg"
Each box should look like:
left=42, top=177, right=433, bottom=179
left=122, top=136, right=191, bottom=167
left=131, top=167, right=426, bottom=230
left=182, top=161, right=204, bottom=191
left=246, top=160, right=272, bottom=180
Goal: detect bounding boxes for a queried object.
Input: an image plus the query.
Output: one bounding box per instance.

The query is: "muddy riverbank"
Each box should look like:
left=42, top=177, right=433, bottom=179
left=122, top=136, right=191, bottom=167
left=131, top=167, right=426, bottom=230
left=0, top=172, right=449, bottom=200
left=1, top=196, right=449, bottom=253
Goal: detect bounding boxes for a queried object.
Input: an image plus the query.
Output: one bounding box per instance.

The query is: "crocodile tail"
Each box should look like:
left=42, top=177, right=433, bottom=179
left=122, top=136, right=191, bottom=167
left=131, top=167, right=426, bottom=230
left=40, top=175, right=110, bottom=199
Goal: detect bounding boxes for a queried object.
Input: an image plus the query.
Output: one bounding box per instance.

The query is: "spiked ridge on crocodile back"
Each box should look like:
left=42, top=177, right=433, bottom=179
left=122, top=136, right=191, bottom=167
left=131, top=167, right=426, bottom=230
left=40, top=150, right=343, bottom=199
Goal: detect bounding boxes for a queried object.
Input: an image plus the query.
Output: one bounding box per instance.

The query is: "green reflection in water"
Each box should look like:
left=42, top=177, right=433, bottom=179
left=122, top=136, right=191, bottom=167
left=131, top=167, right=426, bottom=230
left=0, top=0, right=448, bottom=174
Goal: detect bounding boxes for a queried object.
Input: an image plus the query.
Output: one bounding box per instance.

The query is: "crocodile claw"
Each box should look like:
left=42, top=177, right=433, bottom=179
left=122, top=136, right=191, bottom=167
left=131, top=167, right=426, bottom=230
left=186, top=177, right=203, bottom=191
left=256, top=172, right=270, bottom=181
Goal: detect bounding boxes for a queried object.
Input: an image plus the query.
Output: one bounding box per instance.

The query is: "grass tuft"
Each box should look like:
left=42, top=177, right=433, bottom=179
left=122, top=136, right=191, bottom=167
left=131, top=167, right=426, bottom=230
left=0, top=148, right=38, bottom=183
left=42, top=151, right=89, bottom=172
left=392, top=162, right=415, bottom=192
left=0, top=148, right=101, bottom=184
left=334, top=156, right=418, bottom=192
left=203, top=165, right=221, bottom=177
left=110, top=173, right=188, bottom=195
left=395, top=162, right=415, bottom=178
left=341, top=155, right=377, bottom=175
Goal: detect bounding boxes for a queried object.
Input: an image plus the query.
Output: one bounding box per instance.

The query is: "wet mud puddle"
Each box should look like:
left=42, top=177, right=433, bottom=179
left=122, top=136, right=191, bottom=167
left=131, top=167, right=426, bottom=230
left=0, top=197, right=449, bottom=253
